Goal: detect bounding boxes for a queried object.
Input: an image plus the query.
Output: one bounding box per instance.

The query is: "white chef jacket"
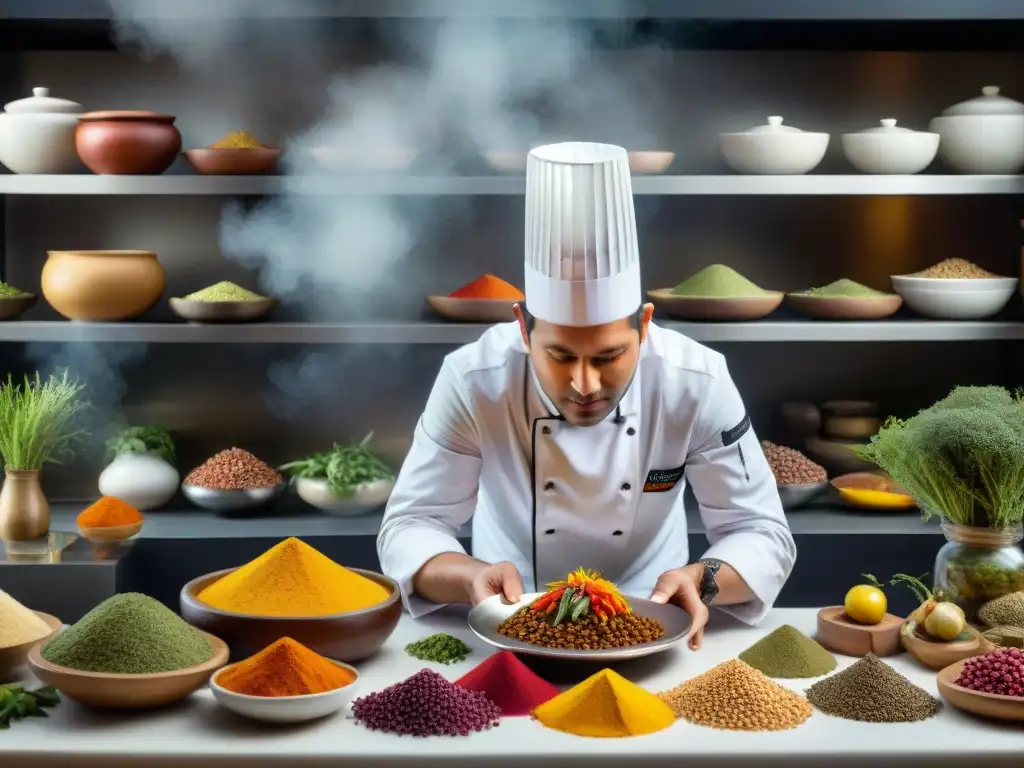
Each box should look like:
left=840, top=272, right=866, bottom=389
left=377, top=321, right=795, bottom=623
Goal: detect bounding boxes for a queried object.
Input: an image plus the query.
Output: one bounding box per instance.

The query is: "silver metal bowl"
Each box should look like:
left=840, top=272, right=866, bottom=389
left=181, top=483, right=287, bottom=514
left=777, top=480, right=829, bottom=510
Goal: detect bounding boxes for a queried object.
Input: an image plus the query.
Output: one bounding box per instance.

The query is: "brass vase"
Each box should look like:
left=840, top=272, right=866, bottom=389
left=0, top=469, right=50, bottom=542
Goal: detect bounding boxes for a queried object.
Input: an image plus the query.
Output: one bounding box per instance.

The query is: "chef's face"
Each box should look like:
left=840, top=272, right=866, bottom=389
left=516, top=304, right=655, bottom=427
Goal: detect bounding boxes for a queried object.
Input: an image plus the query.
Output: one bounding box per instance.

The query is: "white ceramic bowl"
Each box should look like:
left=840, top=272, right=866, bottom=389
left=929, top=115, right=1024, bottom=174
left=719, top=116, right=829, bottom=175
left=841, top=119, right=939, bottom=175
left=295, top=477, right=395, bottom=516
left=0, top=87, right=84, bottom=174
left=890, top=275, right=1018, bottom=319
left=628, top=151, right=675, bottom=174
left=210, top=660, right=359, bottom=724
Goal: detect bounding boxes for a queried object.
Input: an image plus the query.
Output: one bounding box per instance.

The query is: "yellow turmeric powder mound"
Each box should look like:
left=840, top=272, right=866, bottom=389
left=210, top=131, right=264, bottom=149
left=532, top=668, right=675, bottom=738
left=197, top=537, right=390, bottom=617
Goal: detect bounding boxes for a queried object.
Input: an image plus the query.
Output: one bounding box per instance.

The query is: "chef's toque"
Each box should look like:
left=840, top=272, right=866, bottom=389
left=524, top=142, right=641, bottom=328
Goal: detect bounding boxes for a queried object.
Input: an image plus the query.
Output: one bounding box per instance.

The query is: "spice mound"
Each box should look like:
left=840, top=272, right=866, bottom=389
left=76, top=496, right=143, bottom=528
left=761, top=440, right=827, bottom=485
left=215, top=637, right=355, bottom=697
left=41, top=592, right=212, bottom=674
left=794, top=279, right=888, bottom=299
left=183, top=281, right=267, bottom=302
left=534, top=668, right=674, bottom=738
left=196, top=536, right=390, bottom=616
left=954, top=648, right=1024, bottom=696
left=0, top=589, right=53, bottom=649
left=456, top=650, right=559, bottom=716
left=0, top=280, right=28, bottom=299
left=184, top=447, right=282, bottom=490
left=659, top=659, right=812, bottom=732
left=497, top=568, right=664, bottom=650
left=984, top=626, right=1024, bottom=649
left=738, top=624, right=837, bottom=679
left=449, top=274, right=524, bottom=300
left=805, top=653, right=938, bottom=723
left=908, top=258, right=1000, bottom=279
left=670, top=264, right=769, bottom=298
left=405, top=633, right=471, bottom=665
left=352, top=669, right=501, bottom=736
left=210, top=131, right=265, bottom=149
left=979, top=591, right=1024, bottom=628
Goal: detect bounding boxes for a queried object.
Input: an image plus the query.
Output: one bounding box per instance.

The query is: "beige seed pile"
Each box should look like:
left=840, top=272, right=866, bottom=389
left=0, top=589, right=53, bottom=648
left=979, top=591, right=1024, bottom=628
left=761, top=440, right=827, bottom=485
left=658, top=659, right=812, bottom=732
left=909, top=258, right=998, bottom=279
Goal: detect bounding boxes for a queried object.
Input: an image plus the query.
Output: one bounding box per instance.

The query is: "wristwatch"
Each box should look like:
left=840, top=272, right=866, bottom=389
left=698, top=558, right=722, bottom=606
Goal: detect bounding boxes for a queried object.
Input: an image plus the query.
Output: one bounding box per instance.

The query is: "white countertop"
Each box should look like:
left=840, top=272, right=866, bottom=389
left=4, top=608, right=1022, bottom=767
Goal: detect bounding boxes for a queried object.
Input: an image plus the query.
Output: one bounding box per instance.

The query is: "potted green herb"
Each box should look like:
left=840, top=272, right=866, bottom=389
left=0, top=371, right=88, bottom=541
left=853, top=386, right=1024, bottom=619
left=280, top=433, right=397, bottom=516
left=99, top=425, right=179, bottom=511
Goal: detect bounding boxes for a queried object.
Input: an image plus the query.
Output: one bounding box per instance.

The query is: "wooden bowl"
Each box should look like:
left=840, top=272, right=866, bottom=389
left=937, top=657, right=1024, bottom=721
left=427, top=296, right=519, bottom=323
left=179, top=567, right=401, bottom=662
left=169, top=297, right=275, bottom=324
left=901, top=619, right=995, bottom=671
left=0, top=612, right=62, bottom=681
left=831, top=472, right=917, bottom=510
left=0, top=294, right=37, bottom=321
left=816, top=605, right=903, bottom=657
left=77, top=521, right=143, bottom=543
left=647, top=289, right=784, bottom=321
left=27, top=630, right=228, bottom=709
left=785, top=293, right=903, bottom=320
left=184, top=148, right=280, bottom=175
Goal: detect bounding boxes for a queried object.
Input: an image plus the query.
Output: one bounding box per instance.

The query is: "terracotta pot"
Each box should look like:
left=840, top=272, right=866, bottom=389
left=42, top=250, right=165, bottom=321
left=75, top=110, right=181, bottom=175
left=0, top=469, right=50, bottom=542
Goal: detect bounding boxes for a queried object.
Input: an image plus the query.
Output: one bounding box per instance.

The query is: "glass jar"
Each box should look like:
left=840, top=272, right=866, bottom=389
left=933, top=522, right=1024, bottom=620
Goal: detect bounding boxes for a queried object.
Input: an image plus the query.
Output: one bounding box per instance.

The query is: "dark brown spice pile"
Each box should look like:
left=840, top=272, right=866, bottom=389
left=497, top=606, right=663, bottom=650
left=805, top=653, right=938, bottom=723
left=184, top=447, right=282, bottom=490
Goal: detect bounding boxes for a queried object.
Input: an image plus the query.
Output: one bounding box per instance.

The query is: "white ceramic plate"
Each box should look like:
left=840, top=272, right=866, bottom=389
left=210, top=660, right=359, bottom=724
left=467, top=592, right=691, bottom=662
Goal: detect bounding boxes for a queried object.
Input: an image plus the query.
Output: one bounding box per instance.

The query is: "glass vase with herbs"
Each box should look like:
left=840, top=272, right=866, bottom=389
left=98, top=425, right=179, bottom=511
left=853, top=386, right=1024, bottom=620
left=0, top=371, right=88, bottom=541
left=280, top=433, right=397, bottom=515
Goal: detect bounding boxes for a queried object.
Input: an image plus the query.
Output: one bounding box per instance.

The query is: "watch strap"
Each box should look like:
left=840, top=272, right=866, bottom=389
left=698, top=558, right=722, bottom=606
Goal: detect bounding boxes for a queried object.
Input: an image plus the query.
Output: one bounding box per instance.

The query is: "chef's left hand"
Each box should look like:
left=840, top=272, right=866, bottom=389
left=649, top=565, right=709, bottom=651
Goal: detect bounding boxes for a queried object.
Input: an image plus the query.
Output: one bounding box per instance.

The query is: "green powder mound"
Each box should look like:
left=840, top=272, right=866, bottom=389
left=0, top=281, right=27, bottom=299
left=979, top=591, right=1024, bottom=628
left=738, top=624, right=837, bottom=679
left=183, top=281, right=265, bottom=302
left=794, top=279, right=887, bottom=299
left=405, top=633, right=472, bottom=665
left=41, top=593, right=212, bottom=674
left=670, top=264, right=768, bottom=299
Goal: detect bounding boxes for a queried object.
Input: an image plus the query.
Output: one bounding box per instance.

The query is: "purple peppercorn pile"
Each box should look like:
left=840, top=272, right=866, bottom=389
left=352, top=669, right=502, bottom=736
left=955, top=648, right=1024, bottom=696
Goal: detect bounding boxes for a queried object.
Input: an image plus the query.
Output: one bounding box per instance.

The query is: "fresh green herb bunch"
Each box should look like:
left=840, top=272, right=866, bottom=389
left=280, top=432, right=396, bottom=497
left=853, top=386, right=1024, bottom=528
left=0, top=684, right=60, bottom=729
left=405, top=633, right=471, bottom=664
left=106, top=425, right=176, bottom=464
left=0, top=371, right=89, bottom=471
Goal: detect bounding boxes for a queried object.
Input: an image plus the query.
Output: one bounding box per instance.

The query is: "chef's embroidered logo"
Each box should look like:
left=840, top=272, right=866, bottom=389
left=721, top=413, right=751, bottom=446
left=643, top=464, right=685, bottom=493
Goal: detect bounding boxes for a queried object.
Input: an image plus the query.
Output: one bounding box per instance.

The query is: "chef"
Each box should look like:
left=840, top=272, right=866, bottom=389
left=377, top=141, right=795, bottom=649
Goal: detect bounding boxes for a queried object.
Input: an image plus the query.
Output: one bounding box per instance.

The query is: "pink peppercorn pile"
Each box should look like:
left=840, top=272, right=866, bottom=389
left=352, top=669, right=501, bottom=737
left=954, top=648, right=1024, bottom=696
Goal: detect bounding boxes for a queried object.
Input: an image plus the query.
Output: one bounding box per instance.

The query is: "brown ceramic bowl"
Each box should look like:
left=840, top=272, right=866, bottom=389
left=0, top=611, right=62, bottom=681
left=42, top=250, right=165, bottom=322
left=426, top=296, right=519, bottom=323
left=27, top=630, right=228, bottom=709
left=169, top=297, right=276, bottom=324
left=0, top=294, right=37, bottom=321
left=786, top=292, right=903, bottom=320
left=75, top=111, right=181, bottom=175
left=179, top=567, right=401, bottom=663
left=77, top=521, right=143, bottom=543
left=184, top=148, right=280, bottom=175
left=647, top=288, right=784, bottom=321
left=938, top=657, right=1024, bottom=721
left=816, top=605, right=903, bottom=658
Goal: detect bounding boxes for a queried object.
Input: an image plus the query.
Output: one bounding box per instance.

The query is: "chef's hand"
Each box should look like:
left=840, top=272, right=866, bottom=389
left=467, top=561, right=525, bottom=606
left=649, top=565, right=709, bottom=651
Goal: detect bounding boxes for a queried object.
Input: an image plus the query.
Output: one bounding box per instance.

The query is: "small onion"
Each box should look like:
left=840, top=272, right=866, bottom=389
left=924, top=602, right=966, bottom=642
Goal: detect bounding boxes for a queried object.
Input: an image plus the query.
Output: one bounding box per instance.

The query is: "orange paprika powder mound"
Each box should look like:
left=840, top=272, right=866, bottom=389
left=449, top=274, right=524, bottom=300
left=216, top=637, right=356, bottom=697
left=76, top=496, right=143, bottom=528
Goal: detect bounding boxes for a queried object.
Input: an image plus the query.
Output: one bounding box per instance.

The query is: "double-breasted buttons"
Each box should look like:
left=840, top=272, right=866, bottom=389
left=544, top=481, right=555, bottom=491
left=542, top=425, right=551, bottom=435
left=621, top=482, right=631, bottom=491
left=613, top=530, right=623, bottom=536
left=626, top=427, right=636, bottom=436
left=545, top=529, right=556, bottom=535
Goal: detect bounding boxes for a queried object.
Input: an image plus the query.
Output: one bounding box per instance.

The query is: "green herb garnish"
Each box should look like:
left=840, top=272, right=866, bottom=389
left=106, top=425, right=176, bottom=464
left=0, top=684, right=60, bottom=729
left=404, top=633, right=471, bottom=665
left=0, top=371, right=89, bottom=471
left=0, top=281, right=27, bottom=300
left=280, top=432, right=395, bottom=498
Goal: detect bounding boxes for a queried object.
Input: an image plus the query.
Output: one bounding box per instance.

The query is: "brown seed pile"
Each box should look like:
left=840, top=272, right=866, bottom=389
left=761, top=440, right=827, bottom=485
left=909, top=258, right=999, bottom=279
left=979, top=591, right=1024, bottom=628
left=184, top=447, right=282, bottom=490
left=658, top=659, right=812, bottom=732
left=805, top=653, right=938, bottom=723
left=496, top=607, right=663, bottom=650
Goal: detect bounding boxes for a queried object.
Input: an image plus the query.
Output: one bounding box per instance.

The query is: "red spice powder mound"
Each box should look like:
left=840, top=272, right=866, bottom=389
left=455, top=650, right=560, bottom=716
left=449, top=274, right=524, bottom=300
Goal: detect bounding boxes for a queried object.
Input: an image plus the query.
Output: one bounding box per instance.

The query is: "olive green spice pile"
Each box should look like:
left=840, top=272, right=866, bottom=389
left=0, top=281, right=27, bottom=299
left=0, top=684, right=60, bottom=730
left=805, top=653, right=939, bottom=723
left=669, top=264, right=769, bottom=299
left=41, top=593, right=213, bottom=674
left=978, top=591, right=1024, bottom=628
left=984, top=626, right=1024, bottom=648
left=793, top=279, right=887, bottom=299
left=405, top=633, right=472, bottom=665
left=183, top=281, right=266, bottom=302
left=738, top=624, right=837, bottom=678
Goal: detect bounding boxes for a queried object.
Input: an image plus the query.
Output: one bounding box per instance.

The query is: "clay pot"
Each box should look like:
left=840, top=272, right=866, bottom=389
left=42, top=250, right=165, bottom=321
left=0, top=469, right=50, bottom=542
left=75, top=111, right=181, bottom=175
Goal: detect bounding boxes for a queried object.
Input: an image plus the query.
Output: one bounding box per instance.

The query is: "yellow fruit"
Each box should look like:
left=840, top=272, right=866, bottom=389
left=844, top=584, right=887, bottom=625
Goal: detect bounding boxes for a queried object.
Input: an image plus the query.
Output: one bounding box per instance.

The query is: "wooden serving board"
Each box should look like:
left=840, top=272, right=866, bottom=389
left=816, top=605, right=903, bottom=657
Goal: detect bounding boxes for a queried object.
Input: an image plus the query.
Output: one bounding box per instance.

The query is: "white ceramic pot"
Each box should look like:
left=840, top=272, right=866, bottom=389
left=0, top=86, right=84, bottom=174
left=928, top=86, right=1024, bottom=174
left=841, top=119, right=939, bottom=174
left=719, top=116, right=829, bottom=175
left=295, top=477, right=395, bottom=517
left=98, top=452, right=179, bottom=511
left=890, top=275, right=1018, bottom=320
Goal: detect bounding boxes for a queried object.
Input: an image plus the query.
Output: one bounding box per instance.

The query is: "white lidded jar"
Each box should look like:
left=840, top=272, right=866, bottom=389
left=718, top=116, right=830, bottom=175
left=928, top=86, right=1024, bottom=174
left=841, top=119, right=939, bottom=175
left=0, top=86, right=84, bottom=174
left=99, top=451, right=179, bottom=511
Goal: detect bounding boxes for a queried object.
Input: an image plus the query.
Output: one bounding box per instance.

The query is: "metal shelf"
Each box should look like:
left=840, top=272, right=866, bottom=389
left=1, top=320, right=1021, bottom=344
left=0, top=175, right=1021, bottom=196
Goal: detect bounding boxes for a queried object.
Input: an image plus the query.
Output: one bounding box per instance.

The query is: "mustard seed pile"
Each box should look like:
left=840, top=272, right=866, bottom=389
left=805, top=653, right=939, bottom=723
left=658, top=659, right=812, bottom=732
left=908, top=258, right=999, bottom=279
left=184, top=448, right=283, bottom=490
left=761, top=440, right=827, bottom=485
left=497, top=608, right=663, bottom=650
left=979, top=591, right=1024, bottom=628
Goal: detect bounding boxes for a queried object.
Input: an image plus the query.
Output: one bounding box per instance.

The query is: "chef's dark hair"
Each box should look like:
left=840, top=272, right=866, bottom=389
left=519, top=303, right=644, bottom=337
